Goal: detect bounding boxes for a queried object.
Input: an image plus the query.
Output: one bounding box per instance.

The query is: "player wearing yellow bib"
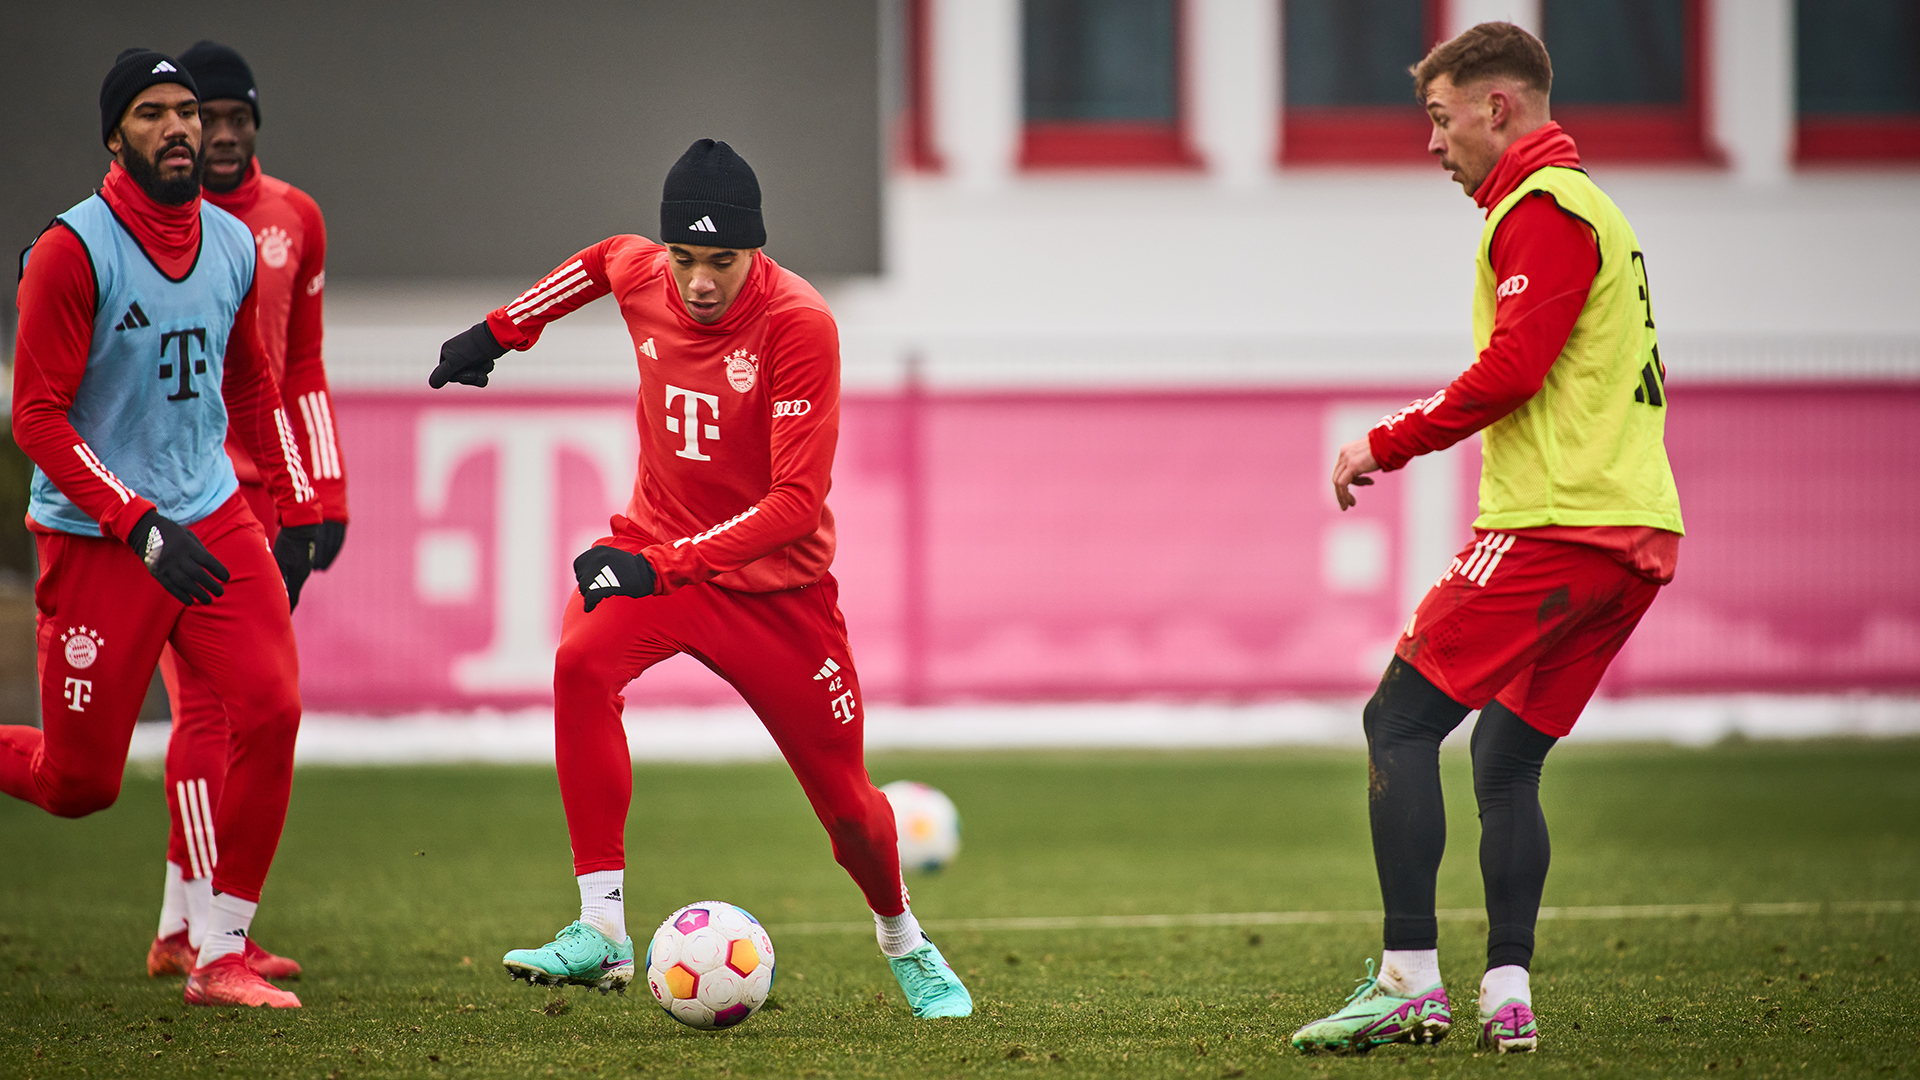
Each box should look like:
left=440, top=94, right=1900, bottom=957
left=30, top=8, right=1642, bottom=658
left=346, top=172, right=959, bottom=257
left=1292, top=24, right=1682, bottom=1056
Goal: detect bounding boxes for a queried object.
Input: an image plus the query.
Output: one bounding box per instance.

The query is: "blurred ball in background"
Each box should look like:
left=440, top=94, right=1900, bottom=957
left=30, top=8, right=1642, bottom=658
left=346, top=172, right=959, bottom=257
left=881, top=780, right=961, bottom=872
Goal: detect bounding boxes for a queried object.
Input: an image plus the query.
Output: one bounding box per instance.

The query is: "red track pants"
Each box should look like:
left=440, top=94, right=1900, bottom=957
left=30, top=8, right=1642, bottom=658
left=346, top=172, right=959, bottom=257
left=0, top=493, right=300, bottom=902
left=554, top=561, right=906, bottom=916
left=156, top=482, right=279, bottom=884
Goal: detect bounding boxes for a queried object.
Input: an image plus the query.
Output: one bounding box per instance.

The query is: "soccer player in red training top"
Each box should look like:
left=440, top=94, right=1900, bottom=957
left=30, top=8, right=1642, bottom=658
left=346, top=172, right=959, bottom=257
left=427, top=140, right=974, bottom=1019
left=1290, top=25, right=1683, bottom=1056
left=3, top=49, right=323, bottom=1009
left=140, top=40, right=350, bottom=986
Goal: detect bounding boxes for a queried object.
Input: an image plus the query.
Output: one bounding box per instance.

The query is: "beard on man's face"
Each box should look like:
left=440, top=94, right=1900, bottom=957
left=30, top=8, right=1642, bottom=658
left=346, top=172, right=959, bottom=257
left=119, top=136, right=204, bottom=206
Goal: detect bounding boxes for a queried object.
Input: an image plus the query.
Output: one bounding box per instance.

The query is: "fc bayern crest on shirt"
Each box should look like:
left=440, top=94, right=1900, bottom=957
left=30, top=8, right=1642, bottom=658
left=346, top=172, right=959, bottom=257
left=725, top=349, right=759, bottom=393
left=257, top=225, right=291, bottom=269
left=62, top=626, right=104, bottom=670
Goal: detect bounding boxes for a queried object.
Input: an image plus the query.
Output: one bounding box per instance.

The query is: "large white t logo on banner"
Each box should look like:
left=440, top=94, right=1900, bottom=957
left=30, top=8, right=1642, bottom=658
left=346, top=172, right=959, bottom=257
left=417, top=408, right=635, bottom=694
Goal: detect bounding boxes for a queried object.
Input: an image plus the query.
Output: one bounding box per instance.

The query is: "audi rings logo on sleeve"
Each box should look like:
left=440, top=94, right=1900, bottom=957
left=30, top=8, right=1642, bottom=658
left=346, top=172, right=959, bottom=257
left=1496, top=273, right=1529, bottom=300
left=772, top=399, right=812, bottom=418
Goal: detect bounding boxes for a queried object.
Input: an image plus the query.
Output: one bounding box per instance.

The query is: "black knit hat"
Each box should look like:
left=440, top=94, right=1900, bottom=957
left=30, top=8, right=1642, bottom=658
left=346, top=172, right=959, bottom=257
left=100, top=48, right=198, bottom=148
left=178, top=40, right=260, bottom=127
left=659, top=140, right=766, bottom=249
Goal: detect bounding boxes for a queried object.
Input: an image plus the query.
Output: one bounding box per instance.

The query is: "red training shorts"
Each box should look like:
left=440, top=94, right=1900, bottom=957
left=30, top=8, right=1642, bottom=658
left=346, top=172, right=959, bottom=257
left=1396, top=529, right=1664, bottom=738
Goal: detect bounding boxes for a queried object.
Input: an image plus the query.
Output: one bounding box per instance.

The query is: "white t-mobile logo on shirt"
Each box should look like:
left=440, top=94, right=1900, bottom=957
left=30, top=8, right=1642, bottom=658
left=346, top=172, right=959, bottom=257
left=664, top=385, right=720, bottom=461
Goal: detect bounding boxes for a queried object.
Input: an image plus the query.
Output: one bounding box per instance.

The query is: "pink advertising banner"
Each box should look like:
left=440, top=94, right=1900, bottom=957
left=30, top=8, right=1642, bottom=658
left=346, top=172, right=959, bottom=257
left=290, top=385, right=1920, bottom=711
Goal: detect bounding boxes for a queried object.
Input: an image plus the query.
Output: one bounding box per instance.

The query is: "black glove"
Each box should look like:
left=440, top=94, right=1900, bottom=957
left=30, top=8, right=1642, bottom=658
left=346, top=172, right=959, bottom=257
left=274, top=523, right=318, bottom=611
left=311, top=519, right=348, bottom=570
left=127, top=509, right=230, bottom=605
left=572, top=545, right=657, bottom=613
left=429, top=321, right=508, bottom=388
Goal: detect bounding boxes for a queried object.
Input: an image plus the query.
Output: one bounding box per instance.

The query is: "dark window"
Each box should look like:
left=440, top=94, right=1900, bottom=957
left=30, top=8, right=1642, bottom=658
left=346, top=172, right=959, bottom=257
left=1542, top=0, right=1687, bottom=105
left=1538, top=0, right=1715, bottom=162
left=1284, top=0, right=1428, bottom=107
left=889, top=0, right=942, bottom=171
left=1025, top=0, right=1178, bottom=122
left=1277, top=0, right=1444, bottom=164
left=1798, top=0, right=1920, bottom=113
left=1021, top=0, right=1198, bottom=168
left=1796, top=0, right=1920, bottom=162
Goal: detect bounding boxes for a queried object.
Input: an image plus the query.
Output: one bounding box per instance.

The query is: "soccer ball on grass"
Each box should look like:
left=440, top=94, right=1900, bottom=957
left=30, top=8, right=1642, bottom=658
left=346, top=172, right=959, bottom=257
left=644, top=901, right=775, bottom=1030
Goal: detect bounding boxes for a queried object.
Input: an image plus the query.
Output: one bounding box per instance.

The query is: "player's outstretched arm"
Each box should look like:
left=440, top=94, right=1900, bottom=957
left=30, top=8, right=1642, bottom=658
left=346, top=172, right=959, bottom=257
left=430, top=240, right=623, bottom=389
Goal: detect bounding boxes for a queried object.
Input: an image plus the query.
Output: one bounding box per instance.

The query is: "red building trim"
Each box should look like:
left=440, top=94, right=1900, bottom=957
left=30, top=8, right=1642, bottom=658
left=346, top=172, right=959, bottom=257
left=896, top=0, right=944, bottom=172
left=1797, top=116, right=1920, bottom=164
left=1019, top=0, right=1204, bottom=171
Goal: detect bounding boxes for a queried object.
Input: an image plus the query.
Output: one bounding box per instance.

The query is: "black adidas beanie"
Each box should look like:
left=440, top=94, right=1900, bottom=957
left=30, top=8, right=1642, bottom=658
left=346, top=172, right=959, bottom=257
left=100, top=48, right=198, bottom=148
left=178, top=40, right=260, bottom=127
left=659, top=139, right=766, bottom=249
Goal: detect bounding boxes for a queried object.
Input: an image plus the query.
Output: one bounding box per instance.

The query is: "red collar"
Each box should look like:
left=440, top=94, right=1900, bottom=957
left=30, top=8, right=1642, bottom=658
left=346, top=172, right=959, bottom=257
left=99, top=160, right=202, bottom=279
left=203, top=157, right=264, bottom=216
left=1473, top=122, right=1583, bottom=213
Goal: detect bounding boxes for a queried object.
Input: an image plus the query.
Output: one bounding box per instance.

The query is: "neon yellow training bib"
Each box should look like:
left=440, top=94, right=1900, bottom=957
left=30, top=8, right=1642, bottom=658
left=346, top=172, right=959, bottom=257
left=1471, top=166, right=1684, bottom=534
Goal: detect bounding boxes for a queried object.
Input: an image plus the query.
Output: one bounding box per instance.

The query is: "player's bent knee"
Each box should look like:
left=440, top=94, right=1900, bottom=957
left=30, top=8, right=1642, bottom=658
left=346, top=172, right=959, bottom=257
left=43, top=775, right=122, bottom=818
left=553, top=636, right=625, bottom=695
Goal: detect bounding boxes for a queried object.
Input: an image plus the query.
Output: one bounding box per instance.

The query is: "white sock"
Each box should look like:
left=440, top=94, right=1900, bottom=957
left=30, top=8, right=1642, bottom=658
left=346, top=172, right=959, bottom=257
left=1378, top=949, right=1442, bottom=995
left=577, top=870, right=626, bottom=941
left=196, top=893, right=257, bottom=967
left=875, top=908, right=923, bottom=958
left=184, top=875, right=213, bottom=949
left=157, top=862, right=189, bottom=938
left=1480, top=964, right=1532, bottom=1013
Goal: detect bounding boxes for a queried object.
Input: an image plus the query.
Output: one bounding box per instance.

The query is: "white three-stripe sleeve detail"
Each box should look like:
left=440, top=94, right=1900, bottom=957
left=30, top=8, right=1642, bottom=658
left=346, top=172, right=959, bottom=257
left=313, top=390, right=342, bottom=480
left=513, top=278, right=595, bottom=324
left=507, top=260, right=585, bottom=311
left=194, top=778, right=218, bottom=870
left=72, top=444, right=134, bottom=504
left=272, top=408, right=316, bottom=504
left=176, top=781, right=207, bottom=879
left=297, top=392, right=341, bottom=480
left=506, top=264, right=588, bottom=317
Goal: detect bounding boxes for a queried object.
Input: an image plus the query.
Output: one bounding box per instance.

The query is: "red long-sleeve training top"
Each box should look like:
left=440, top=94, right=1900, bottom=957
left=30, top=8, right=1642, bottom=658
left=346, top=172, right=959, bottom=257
left=487, top=237, right=841, bottom=595
left=206, top=158, right=348, bottom=521
left=12, top=162, right=321, bottom=541
left=1366, top=124, right=1678, bottom=581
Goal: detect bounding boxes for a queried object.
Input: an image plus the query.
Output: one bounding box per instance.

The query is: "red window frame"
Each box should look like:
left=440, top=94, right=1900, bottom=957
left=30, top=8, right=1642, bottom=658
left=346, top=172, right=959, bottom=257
left=1797, top=117, right=1920, bottom=164
left=895, top=0, right=944, bottom=172
left=1547, top=0, right=1721, bottom=164
left=1278, top=0, right=1449, bottom=166
left=1019, top=0, right=1204, bottom=171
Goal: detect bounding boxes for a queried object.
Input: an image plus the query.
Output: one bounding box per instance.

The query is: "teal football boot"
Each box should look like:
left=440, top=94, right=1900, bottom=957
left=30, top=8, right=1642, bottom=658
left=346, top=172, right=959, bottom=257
left=503, top=921, right=635, bottom=994
left=1290, top=959, right=1452, bottom=1054
left=887, top=935, right=973, bottom=1018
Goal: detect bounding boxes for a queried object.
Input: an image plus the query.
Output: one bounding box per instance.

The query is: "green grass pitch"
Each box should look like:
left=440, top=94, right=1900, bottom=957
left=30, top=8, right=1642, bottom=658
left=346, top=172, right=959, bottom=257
left=3, top=737, right=1918, bottom=1078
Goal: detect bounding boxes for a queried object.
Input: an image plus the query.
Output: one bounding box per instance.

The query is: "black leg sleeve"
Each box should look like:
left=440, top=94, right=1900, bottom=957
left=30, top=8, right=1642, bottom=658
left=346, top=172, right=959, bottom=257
left=1471, top=700, right=1558, bottom=971
left=1364, top=657, right=1471, bottom=951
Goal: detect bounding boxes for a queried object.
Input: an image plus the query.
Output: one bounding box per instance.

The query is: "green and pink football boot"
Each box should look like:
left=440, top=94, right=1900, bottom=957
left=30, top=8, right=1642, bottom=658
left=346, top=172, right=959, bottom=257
left=1290, top=959, right=1452, bottom=1054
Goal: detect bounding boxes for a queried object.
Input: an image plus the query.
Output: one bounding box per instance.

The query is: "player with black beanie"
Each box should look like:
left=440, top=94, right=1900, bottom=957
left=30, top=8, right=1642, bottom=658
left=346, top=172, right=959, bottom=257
left=430, top=139, right=975, bottom=1020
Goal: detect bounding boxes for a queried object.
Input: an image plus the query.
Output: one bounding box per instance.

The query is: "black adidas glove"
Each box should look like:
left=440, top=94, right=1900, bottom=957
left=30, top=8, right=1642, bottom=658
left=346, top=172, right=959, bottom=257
left=429, top=321, right=507, bottom=389
left=572, top=545, right=657, bottom=613
left=312, top=519, right=348, bottom=570
left=274, top=523, right=318, bottom=611
left=127, top=509, right=229, bottom=605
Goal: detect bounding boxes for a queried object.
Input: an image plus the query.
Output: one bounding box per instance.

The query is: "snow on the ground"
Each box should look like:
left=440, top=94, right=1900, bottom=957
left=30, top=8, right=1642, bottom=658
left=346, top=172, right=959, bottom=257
left=121, top=695, right=1920, bottom=766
